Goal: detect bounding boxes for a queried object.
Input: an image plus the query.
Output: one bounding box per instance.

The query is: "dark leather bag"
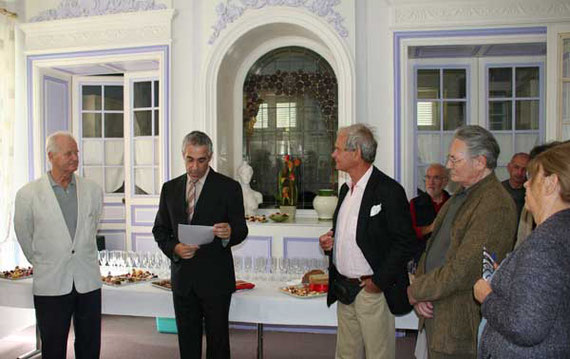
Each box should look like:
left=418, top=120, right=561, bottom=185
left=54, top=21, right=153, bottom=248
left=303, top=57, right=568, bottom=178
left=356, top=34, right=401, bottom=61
left=331, top=275, right=362, bottom=305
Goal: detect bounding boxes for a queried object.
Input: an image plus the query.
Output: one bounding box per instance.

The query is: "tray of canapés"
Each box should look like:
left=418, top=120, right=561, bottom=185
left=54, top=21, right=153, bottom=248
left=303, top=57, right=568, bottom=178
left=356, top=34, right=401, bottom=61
left=0, top=266, right=33, bottom=280
left=245, top=215, right=267, bottom=223
left=151, top=279, right=255, bottom=292
left=102, top=269, right=158, bottom=286
left=279, top=269, right=329, bottom=299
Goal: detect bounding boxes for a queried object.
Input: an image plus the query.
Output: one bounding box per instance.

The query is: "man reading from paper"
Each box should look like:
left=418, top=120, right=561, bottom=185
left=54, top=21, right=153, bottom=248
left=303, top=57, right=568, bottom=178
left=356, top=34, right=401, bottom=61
left=153, top=131, right=248, bottom=359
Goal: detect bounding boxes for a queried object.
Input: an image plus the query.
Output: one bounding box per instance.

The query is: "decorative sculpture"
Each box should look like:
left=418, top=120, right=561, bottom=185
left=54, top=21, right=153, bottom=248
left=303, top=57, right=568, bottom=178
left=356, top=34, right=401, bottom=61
left=237, top=161, right=263, bottom=216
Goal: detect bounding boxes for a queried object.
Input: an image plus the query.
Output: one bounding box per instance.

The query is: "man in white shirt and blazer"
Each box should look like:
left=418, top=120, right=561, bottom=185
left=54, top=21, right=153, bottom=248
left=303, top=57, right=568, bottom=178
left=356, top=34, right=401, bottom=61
left=14, top=131, right=103, bottom=359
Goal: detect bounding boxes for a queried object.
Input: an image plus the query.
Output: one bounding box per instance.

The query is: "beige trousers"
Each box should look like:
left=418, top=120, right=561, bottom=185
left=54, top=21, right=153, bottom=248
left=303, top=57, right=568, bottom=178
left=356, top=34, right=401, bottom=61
left=335, top=289, right=395, bottom=359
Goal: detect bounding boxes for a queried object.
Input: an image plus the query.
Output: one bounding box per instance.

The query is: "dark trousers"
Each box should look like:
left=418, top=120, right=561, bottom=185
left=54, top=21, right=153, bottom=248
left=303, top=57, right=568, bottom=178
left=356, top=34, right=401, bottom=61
left=34, top=286, right=101, bottom=359
left=173, top=290, right=232, bottom=359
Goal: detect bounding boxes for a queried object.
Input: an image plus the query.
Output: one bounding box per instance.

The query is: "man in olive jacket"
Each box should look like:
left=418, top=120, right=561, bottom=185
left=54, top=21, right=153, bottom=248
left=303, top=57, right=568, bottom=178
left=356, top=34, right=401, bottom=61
left=407, top=126, right=517, bottom=358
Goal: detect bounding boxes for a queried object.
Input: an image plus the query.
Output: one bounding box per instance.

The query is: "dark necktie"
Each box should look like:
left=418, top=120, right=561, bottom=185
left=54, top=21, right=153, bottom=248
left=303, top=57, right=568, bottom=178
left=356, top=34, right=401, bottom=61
left=187, top=179, right=198, bottom=222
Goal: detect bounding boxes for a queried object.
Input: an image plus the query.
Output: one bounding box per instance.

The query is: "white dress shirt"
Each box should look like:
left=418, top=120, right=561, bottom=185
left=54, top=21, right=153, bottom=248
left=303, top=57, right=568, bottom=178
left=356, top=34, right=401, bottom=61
left=186, top=167, right=210, bottom=206
left=334, top=166, right=374, bottom=278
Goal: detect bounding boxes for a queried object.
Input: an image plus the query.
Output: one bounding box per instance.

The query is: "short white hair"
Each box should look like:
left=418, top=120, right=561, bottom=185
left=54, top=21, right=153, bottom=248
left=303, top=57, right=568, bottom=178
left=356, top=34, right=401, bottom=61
left=45, top=131, right=76, bottom=154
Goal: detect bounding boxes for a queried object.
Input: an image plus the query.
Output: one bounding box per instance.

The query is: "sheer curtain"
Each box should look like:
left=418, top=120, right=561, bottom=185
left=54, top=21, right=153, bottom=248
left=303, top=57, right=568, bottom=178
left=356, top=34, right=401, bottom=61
left=0, top=13, right=18, bottom=268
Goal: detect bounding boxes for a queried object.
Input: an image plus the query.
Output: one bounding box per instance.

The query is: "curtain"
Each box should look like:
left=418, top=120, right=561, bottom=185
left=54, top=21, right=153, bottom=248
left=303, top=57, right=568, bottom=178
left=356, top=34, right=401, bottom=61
left=0, top=13, right=17, bottom=266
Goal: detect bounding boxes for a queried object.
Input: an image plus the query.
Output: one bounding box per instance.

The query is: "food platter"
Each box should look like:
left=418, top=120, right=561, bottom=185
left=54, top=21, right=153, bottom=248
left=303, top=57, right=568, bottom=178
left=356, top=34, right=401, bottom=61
left=102, top=269, right=158, bottom=286
left=245, top=215, right=267, bottom=223
left=279, top=284, right=327, bottom=299
left=151, top=279, right=172, bottom=291
left=0, top=266, right=33, bottom=280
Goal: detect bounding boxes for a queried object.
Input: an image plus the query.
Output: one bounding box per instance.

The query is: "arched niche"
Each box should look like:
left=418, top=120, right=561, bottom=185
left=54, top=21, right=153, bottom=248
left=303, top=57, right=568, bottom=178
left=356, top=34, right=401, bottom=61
left=201, top=7, right=355, bottom=178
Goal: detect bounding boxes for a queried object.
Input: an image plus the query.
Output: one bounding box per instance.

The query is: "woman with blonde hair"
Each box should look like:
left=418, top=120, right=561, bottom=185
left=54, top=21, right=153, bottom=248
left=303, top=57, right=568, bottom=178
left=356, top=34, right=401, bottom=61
left=474, top=142, right=570, bottom=358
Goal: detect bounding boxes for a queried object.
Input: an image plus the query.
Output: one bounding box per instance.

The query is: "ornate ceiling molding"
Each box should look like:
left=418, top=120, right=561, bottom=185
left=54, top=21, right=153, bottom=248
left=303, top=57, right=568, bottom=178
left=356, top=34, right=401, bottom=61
left=29, top=0, right=167, bottom=22
left=208, top=0, right=348, bottom=45
left=393, top=1, right=570, bottom=28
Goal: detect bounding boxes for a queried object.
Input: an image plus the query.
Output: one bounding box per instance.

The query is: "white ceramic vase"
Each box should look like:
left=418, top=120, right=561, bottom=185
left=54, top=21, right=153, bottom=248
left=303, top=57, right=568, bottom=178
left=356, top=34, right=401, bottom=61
left=313, top=189, right=338, bottom=220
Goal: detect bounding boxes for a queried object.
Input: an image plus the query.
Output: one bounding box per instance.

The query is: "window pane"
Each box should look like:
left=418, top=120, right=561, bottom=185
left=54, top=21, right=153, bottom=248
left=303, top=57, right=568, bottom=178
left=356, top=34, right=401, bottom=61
left=154, top=81, right=159, bottom=107
left=134, top=110, right=152, bottom=136
left=82, top=86, right=101, bottom=110
left=83, top=167, right=103, bottom=189
left=563, top=39, right=570, bottom=78
left=494, top=133, right=513, bottom=166
left=105, top=140, right=124, bottom=166
left=488, top=101, right=512, bottom=130
left=442, top=133, right=454, bottom=159
left=443, top=102, right=465, bottom=130
left=105, top=167, right=124, bottom=193
left=417, top=134, right=440, bottom=164
left=134, top=82, right=152, bottom=108
left=134, top=168, right=153, bottom=195
left=515, top=133, right=539, bottom=154
left=489, top=68, right=512, bottom=98
left=134, top=138, right=153, bottom=165
left=417, top=69, right=440, bottom=99
left=276, top=102, right=297, bottom=128
left=563, top=82, right=570, bottom=123
left=443, top=69, right=466, bottom=99
left=515, top=100, right=539, bottom=130
left=154, top=110, right=159, bottom=136
left=254, top=104, right=269, bottom=129
left=104, top=86, right=123, bottom=110
left=515, top=67, right=539, bottom=98
left=104, top=113, right=124, bottom=138
left=82, top=140, right=103, bottom=165
left=416, top=101, right=440, bottom=131
left=82, top=113, right=102, bottom=137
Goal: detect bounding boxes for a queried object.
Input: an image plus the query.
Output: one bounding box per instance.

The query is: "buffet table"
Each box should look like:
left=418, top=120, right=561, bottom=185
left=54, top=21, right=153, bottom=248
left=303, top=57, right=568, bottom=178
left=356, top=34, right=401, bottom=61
left=0, top=278, right=418, bottom=358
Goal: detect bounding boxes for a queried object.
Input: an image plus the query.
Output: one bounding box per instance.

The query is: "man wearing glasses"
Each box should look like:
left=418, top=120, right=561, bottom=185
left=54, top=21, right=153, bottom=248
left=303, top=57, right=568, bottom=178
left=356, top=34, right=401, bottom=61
left=409, top=163, right=450, bottom=264
left=407, top=125, right=517, bottom=359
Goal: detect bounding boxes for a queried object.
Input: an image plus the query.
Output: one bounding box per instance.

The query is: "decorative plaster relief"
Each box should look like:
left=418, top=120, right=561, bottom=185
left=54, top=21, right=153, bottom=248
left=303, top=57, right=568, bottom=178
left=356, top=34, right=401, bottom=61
left=394, top=1, right=570, bottom=28
left=25, top=25, right=169, bottom=51
left=29, top=0, right=167, bottom=22
left=208, top=0, right=348, bottom=45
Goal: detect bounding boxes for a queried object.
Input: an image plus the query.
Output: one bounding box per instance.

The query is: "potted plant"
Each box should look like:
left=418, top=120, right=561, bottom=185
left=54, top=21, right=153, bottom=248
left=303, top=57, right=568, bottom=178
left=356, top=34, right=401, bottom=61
left=277, top=154, right=301, bottom=220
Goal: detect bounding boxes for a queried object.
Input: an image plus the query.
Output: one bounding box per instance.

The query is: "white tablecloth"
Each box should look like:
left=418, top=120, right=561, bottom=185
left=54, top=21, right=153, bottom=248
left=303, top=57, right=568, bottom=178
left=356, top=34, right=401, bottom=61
left=0, top=279, right=418, bottom=330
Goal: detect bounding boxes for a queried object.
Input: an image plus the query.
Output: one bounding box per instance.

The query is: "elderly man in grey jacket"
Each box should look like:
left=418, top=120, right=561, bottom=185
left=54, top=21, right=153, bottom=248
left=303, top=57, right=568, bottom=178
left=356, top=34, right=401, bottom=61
left=15, top=131, right=103, bottom=359
left=407, top=126, right=517, bottom=358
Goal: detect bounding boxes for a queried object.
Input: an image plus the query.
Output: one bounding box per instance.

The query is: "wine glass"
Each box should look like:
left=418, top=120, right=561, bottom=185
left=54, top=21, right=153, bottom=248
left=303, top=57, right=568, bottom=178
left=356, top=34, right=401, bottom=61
left=243, top=256, right=253, bottom=280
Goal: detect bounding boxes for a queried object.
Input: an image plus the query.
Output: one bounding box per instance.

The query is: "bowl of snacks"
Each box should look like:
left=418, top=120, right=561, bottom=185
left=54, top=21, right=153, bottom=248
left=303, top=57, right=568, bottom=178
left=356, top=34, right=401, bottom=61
left=269, top=212, right=289, bottom=222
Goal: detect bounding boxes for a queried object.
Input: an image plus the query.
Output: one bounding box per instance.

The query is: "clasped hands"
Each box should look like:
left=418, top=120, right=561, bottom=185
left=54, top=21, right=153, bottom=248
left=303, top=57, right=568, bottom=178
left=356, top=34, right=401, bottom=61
left=174, top=222, right=232, bottom=259
left=407, top=286, right=434, bottom=318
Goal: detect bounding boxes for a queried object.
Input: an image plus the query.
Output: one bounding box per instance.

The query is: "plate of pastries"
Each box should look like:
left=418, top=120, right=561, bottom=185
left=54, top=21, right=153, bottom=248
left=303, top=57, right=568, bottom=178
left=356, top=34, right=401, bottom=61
left=0, top=266, right=33, bottom=280
left=245, top=215, right=268, bottom=223
left=102, top=269, right=158, bottom=286
left=280, top=269, right=329, bottom=299
left=151, top=279, right=172, bottom=291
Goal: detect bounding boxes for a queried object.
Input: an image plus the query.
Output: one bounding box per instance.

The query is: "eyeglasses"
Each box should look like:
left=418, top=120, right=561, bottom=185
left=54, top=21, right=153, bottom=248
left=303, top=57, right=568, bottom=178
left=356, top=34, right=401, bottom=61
left=446, top=155, right=466, bottom=166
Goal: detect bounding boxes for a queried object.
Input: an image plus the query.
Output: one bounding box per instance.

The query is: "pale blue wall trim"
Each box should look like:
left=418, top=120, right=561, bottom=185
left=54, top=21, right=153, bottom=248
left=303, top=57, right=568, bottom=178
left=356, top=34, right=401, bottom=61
left=42, top=75, right=70, bottom=171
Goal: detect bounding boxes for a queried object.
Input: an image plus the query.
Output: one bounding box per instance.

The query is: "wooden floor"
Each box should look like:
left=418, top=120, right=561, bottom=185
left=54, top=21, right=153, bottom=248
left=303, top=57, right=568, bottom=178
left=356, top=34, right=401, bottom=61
left=0, top=314, right=418, bottom=358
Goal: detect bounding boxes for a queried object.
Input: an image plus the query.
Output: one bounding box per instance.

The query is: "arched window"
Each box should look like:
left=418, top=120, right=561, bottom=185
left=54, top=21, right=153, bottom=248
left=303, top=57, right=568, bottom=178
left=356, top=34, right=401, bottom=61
left=243, top=47, right=338, bottom=209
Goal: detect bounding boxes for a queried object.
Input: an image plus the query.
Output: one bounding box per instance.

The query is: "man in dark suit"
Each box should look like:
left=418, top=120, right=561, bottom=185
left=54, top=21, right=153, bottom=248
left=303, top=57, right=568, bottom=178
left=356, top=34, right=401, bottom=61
left=153, top=131, right=248, bottom=359
left=319, top=124, right=415, bottom=359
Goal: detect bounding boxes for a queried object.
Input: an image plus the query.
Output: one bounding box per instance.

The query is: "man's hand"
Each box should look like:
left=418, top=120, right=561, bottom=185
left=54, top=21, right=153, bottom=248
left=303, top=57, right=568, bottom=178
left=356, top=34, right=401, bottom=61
left=407, top=286, right=418, bottom=305
left=419, top=223, right=434, bottom=237
left=319, top=231, right=334, bottom=251
left=473, top=278, right=492, bottom=304
left=414, top=301, right=434, bottom=318
left=213, top=223, right=231, bottom=239
left=360, top=277, right=382, bottom=293
left=174, top=243, right=200, bottom=259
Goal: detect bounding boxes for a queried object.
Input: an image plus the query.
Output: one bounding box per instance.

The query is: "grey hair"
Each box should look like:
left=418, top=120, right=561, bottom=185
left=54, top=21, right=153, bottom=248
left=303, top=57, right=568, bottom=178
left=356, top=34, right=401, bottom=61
left=339, top=124, right=377, bottom=164
left=453, top=125, right=500, bottom=170
left=181, top=131, right=213, bottom=156
left=426, top=163, right=449, bottom=180
left=45, top=131, right=76, bottom=154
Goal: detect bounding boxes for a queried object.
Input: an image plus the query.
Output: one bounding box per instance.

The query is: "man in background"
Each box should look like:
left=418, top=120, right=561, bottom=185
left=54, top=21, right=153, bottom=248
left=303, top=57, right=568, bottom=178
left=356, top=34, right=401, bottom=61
left=502, top=152, right=530, bottom=219
left=409, top=163, right=450, bottom=263
left=407, top=125, right=517, bottom=358
left=14, top=131, right=104, bottom=359
left=319, top=124, right=415, bottom=359
left=153, top=131, right=248, bottom=359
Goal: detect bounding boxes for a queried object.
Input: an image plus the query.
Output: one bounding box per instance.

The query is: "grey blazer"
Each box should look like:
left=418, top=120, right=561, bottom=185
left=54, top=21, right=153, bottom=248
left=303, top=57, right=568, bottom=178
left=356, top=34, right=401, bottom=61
left=14, top=173, right=103, bottom=296
left=480, top=208, right=570, bottom=358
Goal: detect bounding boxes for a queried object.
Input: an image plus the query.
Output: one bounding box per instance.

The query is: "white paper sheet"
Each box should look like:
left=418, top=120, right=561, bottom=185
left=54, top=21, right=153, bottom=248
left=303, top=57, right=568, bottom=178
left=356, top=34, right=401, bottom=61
left=177, top=224, right=215, bottom=246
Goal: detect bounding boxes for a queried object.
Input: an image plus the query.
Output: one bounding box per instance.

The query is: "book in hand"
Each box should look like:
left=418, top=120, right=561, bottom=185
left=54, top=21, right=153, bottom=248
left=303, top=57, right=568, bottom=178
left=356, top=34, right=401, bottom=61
left=482, top=246, right=498, bottom=281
